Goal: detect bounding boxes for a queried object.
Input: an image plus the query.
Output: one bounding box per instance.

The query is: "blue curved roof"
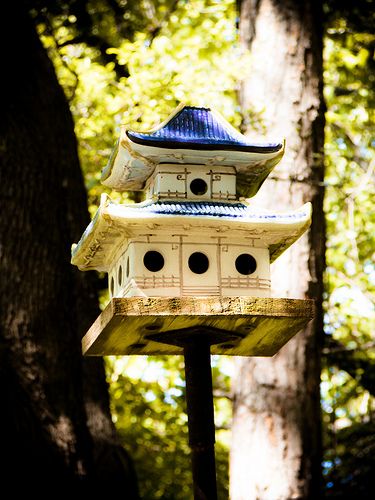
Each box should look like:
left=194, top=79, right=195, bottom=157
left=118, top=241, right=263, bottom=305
left=130, top=201, right=309, bottom=220
left=127, top=106, right=282, bottom=153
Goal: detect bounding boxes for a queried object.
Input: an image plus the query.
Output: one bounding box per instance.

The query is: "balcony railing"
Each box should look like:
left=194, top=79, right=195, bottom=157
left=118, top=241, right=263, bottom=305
left=133, top=275, right=181, bottom=289
left=221, top=276, right=271, bottom=289
left=120, top=274, right=271, bottom=296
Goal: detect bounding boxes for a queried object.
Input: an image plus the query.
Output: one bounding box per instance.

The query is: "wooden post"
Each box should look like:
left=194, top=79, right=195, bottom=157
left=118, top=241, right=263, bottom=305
left=184, top=339, right=217, bottom=500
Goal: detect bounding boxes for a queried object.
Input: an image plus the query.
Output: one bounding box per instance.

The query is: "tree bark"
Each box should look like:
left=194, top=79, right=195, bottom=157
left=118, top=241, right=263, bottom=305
left=0, top=3, right=138, bottom=494
left=230, top=1, right=325, bottom=499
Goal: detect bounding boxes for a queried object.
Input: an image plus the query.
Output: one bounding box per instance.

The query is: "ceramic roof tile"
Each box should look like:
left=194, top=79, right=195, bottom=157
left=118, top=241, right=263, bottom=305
left=127, top=106, right=282, bottom=153
left=132, top=201, right=307, bottom=220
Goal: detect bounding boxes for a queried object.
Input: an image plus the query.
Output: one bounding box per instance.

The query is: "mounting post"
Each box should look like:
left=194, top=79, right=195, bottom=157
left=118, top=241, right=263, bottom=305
left=183, top=339, right=218, bottom=500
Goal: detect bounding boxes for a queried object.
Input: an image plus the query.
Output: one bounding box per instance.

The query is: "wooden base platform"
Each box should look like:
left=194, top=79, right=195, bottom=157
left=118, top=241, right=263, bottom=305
left=82, top=297, right=314, bottom=357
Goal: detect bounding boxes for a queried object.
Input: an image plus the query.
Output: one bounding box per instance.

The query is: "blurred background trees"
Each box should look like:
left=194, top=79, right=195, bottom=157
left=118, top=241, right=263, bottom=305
left=2, top=0, right=373, bottom=496
left=0, top=1, right=138, bottom=493
left=322, top=1, right=375, bottom=495
left=231, top=1, right=325, bottom=497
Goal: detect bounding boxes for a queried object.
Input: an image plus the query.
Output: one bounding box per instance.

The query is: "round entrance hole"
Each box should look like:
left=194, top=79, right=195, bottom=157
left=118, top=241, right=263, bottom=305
left=118, top=265, right=123, bottom=286
left=126, top=256, right=130, bottom=277
left=143, top=250, right=164, bottom=272
left=190, top=178, right=208, bottom=196
left=188, top=252, right=209, bottom=274
left=235, top=253, right=257, bottom=275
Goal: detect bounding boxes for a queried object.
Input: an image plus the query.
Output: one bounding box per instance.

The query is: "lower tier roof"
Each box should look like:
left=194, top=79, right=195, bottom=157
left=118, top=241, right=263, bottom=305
left=71, top=194, right=311, bottom=272
left=123, top=200, right=307, bottom=220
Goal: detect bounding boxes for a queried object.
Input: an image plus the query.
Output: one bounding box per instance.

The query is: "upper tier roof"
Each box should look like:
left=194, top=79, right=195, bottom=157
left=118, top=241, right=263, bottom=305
left=127, top=106, right=282, bottom=152
left=101, top=104, right=285, bottom=198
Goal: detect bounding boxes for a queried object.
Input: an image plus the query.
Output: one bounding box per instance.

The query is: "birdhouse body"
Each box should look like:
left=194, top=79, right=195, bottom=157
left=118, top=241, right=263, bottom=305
left=107, top=228, right=271, bottom=300
left=72, top=105, right=312, bottom=301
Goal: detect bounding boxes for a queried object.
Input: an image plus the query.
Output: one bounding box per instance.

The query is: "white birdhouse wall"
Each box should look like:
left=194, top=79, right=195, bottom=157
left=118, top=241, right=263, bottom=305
left=146, top=164, right=236, bottom=201
left=108, top=236, right=271, bottom=299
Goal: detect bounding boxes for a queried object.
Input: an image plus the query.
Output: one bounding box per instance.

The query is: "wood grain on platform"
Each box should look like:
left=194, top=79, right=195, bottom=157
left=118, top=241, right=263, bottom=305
left=82, top=297, right=314, bottom=357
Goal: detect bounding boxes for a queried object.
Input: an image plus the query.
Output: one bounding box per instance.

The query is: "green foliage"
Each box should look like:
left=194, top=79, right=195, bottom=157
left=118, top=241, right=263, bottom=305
left=34, top=0, right=375, bottom=495
left=323, top=15, right=375, bottom=495
left=323, top=420, right=375, bottom=497
left=107, top=355, right=231, bottom=499
left=38, top=0, right=247, bottom=212
left=108, top=356, right=191, bottom=499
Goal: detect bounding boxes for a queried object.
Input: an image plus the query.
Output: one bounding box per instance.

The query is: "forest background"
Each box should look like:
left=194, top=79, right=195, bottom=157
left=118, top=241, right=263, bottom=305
left=1, top=0, right=373, bottom=498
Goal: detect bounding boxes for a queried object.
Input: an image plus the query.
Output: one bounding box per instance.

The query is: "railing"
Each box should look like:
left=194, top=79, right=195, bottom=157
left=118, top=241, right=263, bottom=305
left=211, top=192, right=236, bottom=201
left=120, top=275, right=270, bottom=297
left=133, top=275, right=181, bottom=289
left=182, top=286, right=221, bottom=297
left=221, top=276, right=271, bottom=289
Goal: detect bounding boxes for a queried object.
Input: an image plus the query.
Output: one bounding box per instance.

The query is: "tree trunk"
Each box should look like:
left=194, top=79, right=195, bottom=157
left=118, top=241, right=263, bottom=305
left=0, top=3, right=138, bottom=494
left=230, top=1, right=325, bottom=499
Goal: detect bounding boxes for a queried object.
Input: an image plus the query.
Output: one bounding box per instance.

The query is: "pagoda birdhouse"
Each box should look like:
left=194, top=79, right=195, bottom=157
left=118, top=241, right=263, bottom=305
left=72, top=105, right=311, bottom=302
left=72, top=103, right=315, bottom=498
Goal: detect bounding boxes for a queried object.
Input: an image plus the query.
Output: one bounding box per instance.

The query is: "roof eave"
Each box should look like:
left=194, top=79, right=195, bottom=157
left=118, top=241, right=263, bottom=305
left=101, top=131, right=285, bottom=197
left=71, top=199, right=312, bottom=271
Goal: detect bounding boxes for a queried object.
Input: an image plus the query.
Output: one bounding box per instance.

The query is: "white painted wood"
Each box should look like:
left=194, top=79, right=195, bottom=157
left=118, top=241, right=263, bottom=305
left=105, top=235, right=272, bottom=299
left=145, top=164, right=237, bottom=201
